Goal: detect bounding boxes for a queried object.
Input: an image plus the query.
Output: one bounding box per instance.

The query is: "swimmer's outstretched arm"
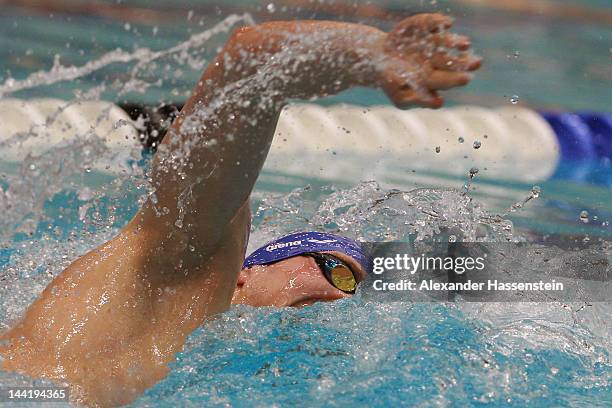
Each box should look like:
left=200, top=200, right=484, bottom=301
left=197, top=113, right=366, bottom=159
left=1, top=14, right=480, bottom=406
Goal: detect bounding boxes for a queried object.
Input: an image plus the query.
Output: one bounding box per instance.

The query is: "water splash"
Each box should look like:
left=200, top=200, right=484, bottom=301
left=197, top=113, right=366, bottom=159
left=249, top=180, right=521, bottom=257
left=0, top=12, right=608, bottom=408
left=503, top=185, right=542, bottom=216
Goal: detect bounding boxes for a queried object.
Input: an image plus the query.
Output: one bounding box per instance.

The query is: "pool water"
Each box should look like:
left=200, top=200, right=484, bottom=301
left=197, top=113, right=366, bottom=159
left=0, top=1, right=610, bottom=407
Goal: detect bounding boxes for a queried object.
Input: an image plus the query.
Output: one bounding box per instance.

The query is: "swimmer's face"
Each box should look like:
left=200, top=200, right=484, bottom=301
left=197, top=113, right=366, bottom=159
left=231, top=251, right=365, bottom=307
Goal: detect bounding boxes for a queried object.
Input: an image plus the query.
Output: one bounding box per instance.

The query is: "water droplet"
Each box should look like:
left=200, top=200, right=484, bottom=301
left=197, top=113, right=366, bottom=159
left=469, top=167, right=479, bottom=177
left=124, top=23, right=131, bottom=31
left=473, top=140, right=481, bottom=149
left=266, top=3, right=276, bottom=13
left=448, top=235, right=456, bottom=243
left=435, top=146, right=441, bottom=153
left=531, top=186, right=540, bottom=198
left=579, top=210, right=589, bottom=223
left=510, top=95, right=519, bottom=104
left=458, top=137, right=464, bottom=143
left=78, top=187, right=93, bottom=201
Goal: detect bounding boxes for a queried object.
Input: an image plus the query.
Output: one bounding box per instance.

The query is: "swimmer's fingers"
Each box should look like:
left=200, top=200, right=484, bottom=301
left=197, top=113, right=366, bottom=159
left=431, top=53, right=482, bottom=71
left=394, top=88, right=443, bottom=109
left=425, top=71, right=473, bottom=90
left=382, top=71, right=443, bottom=108
left=433, top=33, right=472, bottom=51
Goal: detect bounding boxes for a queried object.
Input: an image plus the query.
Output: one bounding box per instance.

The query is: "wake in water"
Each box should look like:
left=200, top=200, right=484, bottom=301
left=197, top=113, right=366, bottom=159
left=0, top=14, right=255, bottom=98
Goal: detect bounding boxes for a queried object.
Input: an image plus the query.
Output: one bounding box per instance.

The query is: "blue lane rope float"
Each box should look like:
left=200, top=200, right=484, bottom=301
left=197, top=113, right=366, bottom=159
left=541, top=112, right=612, bottom=186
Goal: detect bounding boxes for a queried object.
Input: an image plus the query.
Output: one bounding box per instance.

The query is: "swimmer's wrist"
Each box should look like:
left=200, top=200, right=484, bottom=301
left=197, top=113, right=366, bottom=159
left=342, top=27, right=387, bottom=88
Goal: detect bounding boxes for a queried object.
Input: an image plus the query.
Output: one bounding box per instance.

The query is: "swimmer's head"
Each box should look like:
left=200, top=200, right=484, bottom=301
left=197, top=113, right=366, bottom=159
left=231, top=232, right=368, bottom=307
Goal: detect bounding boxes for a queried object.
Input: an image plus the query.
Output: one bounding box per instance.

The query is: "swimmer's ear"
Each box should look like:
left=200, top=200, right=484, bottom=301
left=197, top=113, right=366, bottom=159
left=237, top=268, right=250, bottom=286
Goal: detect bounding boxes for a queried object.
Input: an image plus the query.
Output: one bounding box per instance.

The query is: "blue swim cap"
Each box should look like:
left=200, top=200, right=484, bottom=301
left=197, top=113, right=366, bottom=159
left=243, top=231, right=367, bottom=271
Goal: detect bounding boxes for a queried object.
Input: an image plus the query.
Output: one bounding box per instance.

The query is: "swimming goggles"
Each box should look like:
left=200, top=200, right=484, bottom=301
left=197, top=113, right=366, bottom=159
left=303, top=252, right=358, bottom=294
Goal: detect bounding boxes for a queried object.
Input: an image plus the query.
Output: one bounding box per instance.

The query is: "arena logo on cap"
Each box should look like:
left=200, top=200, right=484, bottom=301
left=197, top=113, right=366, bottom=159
left=266, top=240, right=302, bottom=252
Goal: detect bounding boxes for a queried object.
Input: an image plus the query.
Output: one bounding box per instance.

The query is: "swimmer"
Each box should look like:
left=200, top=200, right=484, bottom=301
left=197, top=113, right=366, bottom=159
left=0, top=14, right=481, bottom=406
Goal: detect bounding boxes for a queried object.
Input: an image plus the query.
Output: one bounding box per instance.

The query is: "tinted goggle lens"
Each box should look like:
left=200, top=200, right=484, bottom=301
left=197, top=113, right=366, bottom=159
left=329, top=264, right=357, bottom=292
left=305, top=253, right=358, bottom=293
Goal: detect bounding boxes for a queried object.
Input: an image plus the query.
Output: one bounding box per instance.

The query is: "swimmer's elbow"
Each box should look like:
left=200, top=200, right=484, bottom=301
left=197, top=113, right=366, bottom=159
left=228, top=25, right=256, bottom=47
left=235, top=25, right=255, bottom=36
left=227, top=23, right=288, bottom=52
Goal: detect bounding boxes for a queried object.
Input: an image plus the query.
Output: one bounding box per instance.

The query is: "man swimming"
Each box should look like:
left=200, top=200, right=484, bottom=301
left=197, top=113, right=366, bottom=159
left=0, top=14, right=480, bottom=406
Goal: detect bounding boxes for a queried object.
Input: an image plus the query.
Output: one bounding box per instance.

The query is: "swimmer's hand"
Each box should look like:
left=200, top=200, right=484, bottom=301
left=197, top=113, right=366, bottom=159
left=375, top=13, right=481, bottom=109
